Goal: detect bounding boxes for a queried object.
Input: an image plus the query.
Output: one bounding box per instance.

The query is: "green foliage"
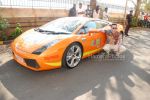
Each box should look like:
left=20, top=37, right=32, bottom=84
left=0, top=17, right=9, bottom=31
left=10, top=23, right=23, bottom=38
left=0, top=18, right=23, bottom=41
left=1, top=32, right=8, bottom=41
left=145, top=2, right=150, bottom=12
left=131, top=17, right=138, bottom=27
left=0, top=17, right=9, bottom=41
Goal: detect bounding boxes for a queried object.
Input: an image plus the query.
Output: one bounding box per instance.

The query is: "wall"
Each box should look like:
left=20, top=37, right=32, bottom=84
left=0, top=8, right=68, bottom=32
left=0, top=8, right=124, bottom=33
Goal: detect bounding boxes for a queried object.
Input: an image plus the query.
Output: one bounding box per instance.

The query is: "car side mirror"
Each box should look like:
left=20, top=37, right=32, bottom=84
left=82, top=26, right=88, bottom=29
left=79, top=32, right=85, bottom=34
left=79, top=26, right=88, bottom=35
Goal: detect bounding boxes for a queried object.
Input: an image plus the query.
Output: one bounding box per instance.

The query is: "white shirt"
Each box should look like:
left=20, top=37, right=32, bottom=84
left=93, top=10, right=100, bottom=19
left=139, top=14, right=145, bottom=20
left=103, top=11, right=109, bottom=21
left=77, top=7, right=85, bottom=17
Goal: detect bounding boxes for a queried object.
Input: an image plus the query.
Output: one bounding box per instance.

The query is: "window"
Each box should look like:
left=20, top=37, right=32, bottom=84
left=95, top=21, right=109, bottom=29
left=78, top=21, right=96, bottom=34
left=40, top=18, right=82, bottom=33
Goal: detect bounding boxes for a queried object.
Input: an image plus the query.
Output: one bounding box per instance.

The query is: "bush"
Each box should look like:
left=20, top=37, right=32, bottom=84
left=0, top=17, right=9, bottom=31
left=1, top=32, right=8, bottom=41
left=0, top=17, right=9, bottom=41
left=0, top=18, right=23, bottom=41
left=10, top=23, right=23, bottom=38
left=131, top=17, right=138, bottom=27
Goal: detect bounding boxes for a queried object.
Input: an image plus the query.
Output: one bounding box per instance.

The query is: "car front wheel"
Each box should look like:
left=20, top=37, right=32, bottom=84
left=62, top=43, right=82, bottom=68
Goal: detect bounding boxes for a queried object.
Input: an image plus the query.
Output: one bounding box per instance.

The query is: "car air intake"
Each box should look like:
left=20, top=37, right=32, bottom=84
left=24, top=59, right=40, bottom=68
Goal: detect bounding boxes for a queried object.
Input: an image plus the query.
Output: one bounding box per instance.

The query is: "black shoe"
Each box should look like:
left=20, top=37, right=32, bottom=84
left=125, top=34, right=129, bottom=37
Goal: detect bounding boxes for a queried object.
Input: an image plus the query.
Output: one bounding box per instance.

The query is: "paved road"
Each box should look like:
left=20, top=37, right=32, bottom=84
left=0, top=28, right=150, bottom=100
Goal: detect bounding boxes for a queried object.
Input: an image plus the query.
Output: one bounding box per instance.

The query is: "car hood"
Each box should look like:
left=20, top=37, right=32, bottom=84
left=14, top=29, right=72, bottom=53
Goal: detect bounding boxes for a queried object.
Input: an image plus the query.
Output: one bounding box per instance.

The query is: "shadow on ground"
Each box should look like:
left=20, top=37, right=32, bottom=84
left=0, top=28, right=150, bottom=100
left=0, top=50, right=149, bottom=100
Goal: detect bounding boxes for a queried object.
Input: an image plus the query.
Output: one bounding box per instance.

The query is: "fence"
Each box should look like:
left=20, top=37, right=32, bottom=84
left=0, top=0, right=90, bottom=33
left=0, top=0, right=89, bottom=9
left=0, top=0, right=125, bottom=33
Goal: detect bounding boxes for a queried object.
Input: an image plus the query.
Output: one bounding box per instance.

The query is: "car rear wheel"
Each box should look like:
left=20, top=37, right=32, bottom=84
left=62, top=43, right=82, bottom=68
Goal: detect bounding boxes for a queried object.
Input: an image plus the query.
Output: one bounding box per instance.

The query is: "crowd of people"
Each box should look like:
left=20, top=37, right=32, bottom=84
left=138, top=12, right=150, bottom=28
left=69, top=3, right=126, bottom=57
left=68, top=3, right=149, bottom=57
left=69, top=3, right=109, bottom=21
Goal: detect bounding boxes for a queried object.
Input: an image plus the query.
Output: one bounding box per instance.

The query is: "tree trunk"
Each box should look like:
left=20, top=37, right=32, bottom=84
left=134, top=0, right=142, bottom=18
left=90, top=0, right=96, bottom=10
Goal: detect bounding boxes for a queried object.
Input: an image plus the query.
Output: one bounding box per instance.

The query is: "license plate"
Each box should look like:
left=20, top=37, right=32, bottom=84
left=15, top=54, right=24, bottom=63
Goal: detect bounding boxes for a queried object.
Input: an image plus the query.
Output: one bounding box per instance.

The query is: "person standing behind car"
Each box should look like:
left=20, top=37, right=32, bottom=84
left=125, top=10, right=133, bottom=36
left=103, top=7, right=109, bottom=21
left=144, top=13, right=149, bottom=28
left=85, top=5, right=93, bottom=18
left=138, top=12, right=145, bottom=27
left=77, top=3, right=85, bottom=17
left=69, top=4, right=76, bottom=17
left=148, top=14, right=150, bottom=28
left=93, top=6, right=100, bottom=19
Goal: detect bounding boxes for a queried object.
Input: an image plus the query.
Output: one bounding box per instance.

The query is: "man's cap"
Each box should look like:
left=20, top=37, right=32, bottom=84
left=79, top=3, right=82, bottom=5
left=130, top=10, right=133, bottom=12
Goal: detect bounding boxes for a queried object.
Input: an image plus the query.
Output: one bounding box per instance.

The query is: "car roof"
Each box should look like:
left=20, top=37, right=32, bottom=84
left=62, top=17, right=90, bottom=21
left=59, top=17, right=112, bottom=24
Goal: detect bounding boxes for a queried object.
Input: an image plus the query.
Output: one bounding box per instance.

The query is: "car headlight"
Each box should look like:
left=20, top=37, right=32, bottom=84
left=32, top=39, right=62, bottom=55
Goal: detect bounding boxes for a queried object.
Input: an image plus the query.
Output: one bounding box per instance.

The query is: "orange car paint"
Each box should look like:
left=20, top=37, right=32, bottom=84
left=11, top=17, right=123, bottom=71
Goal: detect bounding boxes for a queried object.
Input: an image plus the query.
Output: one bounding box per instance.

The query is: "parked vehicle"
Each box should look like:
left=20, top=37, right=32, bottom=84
left=11, top=17, right=123, bottom=71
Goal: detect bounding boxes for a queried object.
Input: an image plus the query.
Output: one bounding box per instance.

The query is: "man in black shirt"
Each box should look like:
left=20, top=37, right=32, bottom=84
left=125, top=10, right=133, bottom=36
left=69, top=4, right=76, bottom=17
left=85, top=5, right=93, bottom=18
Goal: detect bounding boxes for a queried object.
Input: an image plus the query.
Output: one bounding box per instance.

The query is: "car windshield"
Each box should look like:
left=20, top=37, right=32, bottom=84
left=39, top=18, right=83, bottom=34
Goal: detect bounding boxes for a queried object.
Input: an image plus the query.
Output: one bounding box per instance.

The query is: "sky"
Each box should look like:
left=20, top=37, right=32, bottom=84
left=0, top=0, right=137, bottom=13
left=99, top=0, right=136, bottom=7
left=83, top=0, right=136, bottom=13
left=84, top=0, right=136, bottom=8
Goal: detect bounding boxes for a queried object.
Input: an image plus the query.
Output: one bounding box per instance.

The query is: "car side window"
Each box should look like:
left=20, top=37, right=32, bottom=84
left=78, top=21, right=96, bottom=34
left=95, top=21, right=108, bottom=29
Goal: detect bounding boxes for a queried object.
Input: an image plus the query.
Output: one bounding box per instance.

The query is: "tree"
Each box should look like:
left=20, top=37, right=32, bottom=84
left=134, top=0, right=142, bottom=18
left=144, top=1, right=150, bottom=13
left=90, top=0, right=96, bottom=10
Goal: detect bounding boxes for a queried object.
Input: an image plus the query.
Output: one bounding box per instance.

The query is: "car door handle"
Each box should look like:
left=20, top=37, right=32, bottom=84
left=82, top=38, right=86, bottom=41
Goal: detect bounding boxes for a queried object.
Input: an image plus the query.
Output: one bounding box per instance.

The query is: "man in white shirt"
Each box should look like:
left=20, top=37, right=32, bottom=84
left=93, top=6, right=100, bottom=19
left=103, top=7, right=109, bottom=21
left=77, top=3, right=85, bottom=17
left=138, top=12, right=145, bottom=27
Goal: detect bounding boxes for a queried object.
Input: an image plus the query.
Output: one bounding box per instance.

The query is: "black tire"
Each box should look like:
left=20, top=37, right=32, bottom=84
left=62, top=43, right=83, bottom=69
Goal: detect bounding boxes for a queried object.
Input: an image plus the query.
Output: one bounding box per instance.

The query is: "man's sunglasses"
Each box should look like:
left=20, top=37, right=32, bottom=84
left=112, top=27, right=117, bottom=29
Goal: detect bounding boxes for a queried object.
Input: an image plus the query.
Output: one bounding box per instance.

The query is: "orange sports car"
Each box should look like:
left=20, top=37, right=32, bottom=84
left=11, top=17, right=123, bottom=71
